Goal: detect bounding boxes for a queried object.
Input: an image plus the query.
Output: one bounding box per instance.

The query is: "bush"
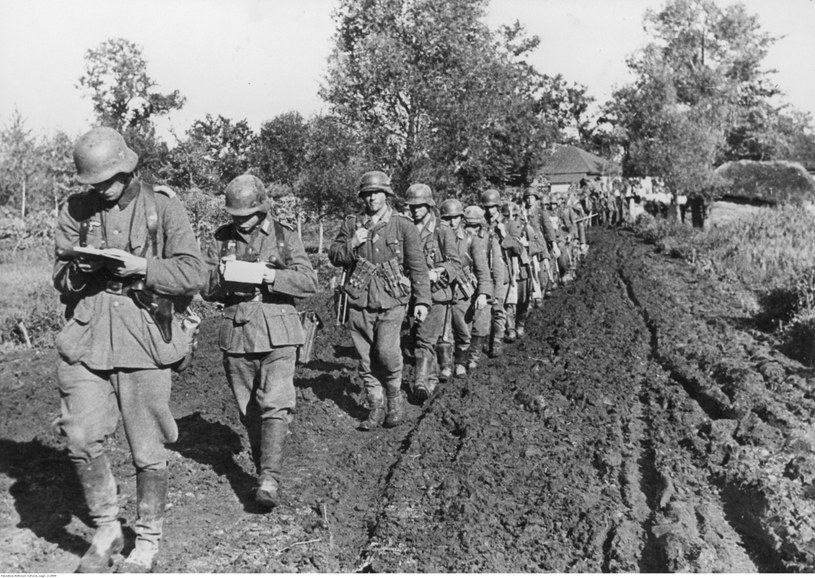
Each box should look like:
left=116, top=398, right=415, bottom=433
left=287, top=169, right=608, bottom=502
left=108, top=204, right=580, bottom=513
left=1, top=281, right=64, bottom=349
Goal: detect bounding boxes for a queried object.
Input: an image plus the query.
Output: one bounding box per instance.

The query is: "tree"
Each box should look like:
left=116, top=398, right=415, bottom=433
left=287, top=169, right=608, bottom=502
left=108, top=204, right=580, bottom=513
left=78, top=38, right=185, bottom=176
left=165, top=115, right=256, bottom=194
left=0, top=110, right=41, bottom=217
left=251, top=112, right=308, bottom=188
left=322, top=0, right=548, bottom=194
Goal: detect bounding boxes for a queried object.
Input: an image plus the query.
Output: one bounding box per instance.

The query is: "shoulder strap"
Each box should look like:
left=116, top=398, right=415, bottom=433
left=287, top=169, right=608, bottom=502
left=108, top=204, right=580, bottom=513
left=273, top=219, right=290, bottom=263
left=141, top=183, right=159, bottom=258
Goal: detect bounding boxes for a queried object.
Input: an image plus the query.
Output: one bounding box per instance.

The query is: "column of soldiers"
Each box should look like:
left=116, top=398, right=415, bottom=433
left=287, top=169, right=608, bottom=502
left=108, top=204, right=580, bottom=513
left=51, top=129, right=590, bottom=573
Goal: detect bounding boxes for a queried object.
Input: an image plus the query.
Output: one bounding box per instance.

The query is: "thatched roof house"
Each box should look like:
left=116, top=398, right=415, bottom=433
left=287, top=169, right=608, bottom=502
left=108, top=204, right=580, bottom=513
left=714, top=160, right=815, bottom=206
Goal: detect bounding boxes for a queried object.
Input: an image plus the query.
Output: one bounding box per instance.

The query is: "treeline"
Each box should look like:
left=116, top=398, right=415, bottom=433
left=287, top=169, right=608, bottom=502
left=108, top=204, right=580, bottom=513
left=3, top=0, right=815, bottom=242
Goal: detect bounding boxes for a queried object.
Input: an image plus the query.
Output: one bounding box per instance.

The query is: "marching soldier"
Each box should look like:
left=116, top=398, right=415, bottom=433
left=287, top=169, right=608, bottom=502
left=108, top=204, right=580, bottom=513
left=406, top=184, right=462, bottom=399
left=523, top=187, right=561, bottom=297
left=437, top=199, right=492, bottom=377
left=200, top=175, right=318, bottom=508
left=480, top=189, right=520, bottom=357
left=53, top=127, right=206, bottom=572
left=329, top=171, right=431, bottom=430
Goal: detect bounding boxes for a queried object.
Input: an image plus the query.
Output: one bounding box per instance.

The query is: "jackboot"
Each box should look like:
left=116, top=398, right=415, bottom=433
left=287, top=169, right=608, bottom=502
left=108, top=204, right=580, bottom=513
left=413, top=351, right=432, bottom=401
left=254, top=419, right=287, bottom=507
left=426, top=354, right=440, bottom=397
left=505, top=306, right=517, bottom=343
left=489, top=323, right=505, bottom=358
left=118, top=469, right=168, bottom=573
left=437, top=343, right=454, bottom=382
left=467, top=336, right=485, bottom=370
left=454, top=346, right=468, bottom=377
left=359, top=386, right=386, bottom=431
left=75, top=455, right=124, bottom=573
left=384, top=381, right=404, bottom=428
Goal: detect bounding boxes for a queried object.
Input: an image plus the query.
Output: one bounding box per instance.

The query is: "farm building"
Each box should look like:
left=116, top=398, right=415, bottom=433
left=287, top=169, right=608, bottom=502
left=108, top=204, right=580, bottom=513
left=706, top=160, right=815, bottom=228
left=532, top=145, right=620, bottom=194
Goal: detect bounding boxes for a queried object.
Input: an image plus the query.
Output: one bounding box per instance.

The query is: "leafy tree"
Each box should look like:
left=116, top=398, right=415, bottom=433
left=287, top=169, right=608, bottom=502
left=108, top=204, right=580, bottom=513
left=322, top=0, right=548, bottom=194
left=251, top=112, right=308, bottom=188
left=0, top=110, right=41, bottom=217
left=165, top=114, right=256, bottom=194
left=40, top=131, right=77, bottom=213
left=77, top=38, right=185, bottom=176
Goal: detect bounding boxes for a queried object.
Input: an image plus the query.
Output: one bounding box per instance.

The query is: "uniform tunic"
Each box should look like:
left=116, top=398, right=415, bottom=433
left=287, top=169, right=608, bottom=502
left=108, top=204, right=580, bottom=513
left=52, top=178, right=206, bottom=469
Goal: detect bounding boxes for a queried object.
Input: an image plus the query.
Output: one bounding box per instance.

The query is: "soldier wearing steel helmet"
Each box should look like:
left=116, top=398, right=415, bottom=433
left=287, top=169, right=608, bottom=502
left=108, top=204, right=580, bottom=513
left=437, top=198, right=492, bottom=377
left=329, top=171, right=431, bottom=430
left=405, top=184, right=463, bottom=400
left=200, top=174, right=318, bottom=509
left=480, top=188, right=521, bottom=357
left=522, top=186, right=560, bottom=303
left=52, top=127, right=206, bottom=572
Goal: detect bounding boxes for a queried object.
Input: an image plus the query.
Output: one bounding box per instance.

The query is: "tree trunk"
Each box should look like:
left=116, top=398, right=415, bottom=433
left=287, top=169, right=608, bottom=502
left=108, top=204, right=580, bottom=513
left=318, top=221, right=324, bottom=254
left=20, top=178, right=26, bottom=219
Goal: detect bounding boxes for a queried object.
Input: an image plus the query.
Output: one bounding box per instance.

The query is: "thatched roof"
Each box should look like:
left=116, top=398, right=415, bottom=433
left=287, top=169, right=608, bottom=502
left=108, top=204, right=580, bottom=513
left=539, top=145, right=620, bottom=185
left=714, top=160, right=815, bottom=205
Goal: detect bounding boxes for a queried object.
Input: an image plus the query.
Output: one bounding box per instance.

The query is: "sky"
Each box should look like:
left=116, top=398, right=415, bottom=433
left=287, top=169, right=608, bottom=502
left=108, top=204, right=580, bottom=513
left=1, top=0, right=815, bottom=143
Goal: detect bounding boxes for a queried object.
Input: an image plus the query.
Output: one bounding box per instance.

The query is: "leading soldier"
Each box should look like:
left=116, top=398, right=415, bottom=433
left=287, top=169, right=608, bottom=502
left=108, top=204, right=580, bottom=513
left=53, top=127, right=206, bottom=572
left=200, top=175, right=318, bottom=508
left=329, top=171, right=431, bottom=430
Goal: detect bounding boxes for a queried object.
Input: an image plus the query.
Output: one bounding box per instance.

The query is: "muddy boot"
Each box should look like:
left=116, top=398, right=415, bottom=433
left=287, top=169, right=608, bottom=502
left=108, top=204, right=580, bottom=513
left=413, top=351, right=432, bottom=402
left=427, top=355, right=440, bottom=396
left=119, top=469, right=168, bottom=573
left=254, top=419, right=287, bottom=507
left=454, top=346, right=468, bottom=377
left=75, top=455, right=124, bottom=573
left=437, top=343, right=454, bottom=382
left=489, top=322, right=505, bottom=358
left=384, top=381, right=404, bottom=428
left=467, top=336, right=484, bottom=370
left=359, top=386, right=386, bottom=431
left=505, top=306, right=517, bottom=343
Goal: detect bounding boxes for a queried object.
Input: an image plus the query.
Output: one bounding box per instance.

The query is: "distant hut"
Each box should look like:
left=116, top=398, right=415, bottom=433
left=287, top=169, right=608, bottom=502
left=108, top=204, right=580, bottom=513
left=532, top=145, right=619, bottom=201
left=707, top=160, right=815, bottom=228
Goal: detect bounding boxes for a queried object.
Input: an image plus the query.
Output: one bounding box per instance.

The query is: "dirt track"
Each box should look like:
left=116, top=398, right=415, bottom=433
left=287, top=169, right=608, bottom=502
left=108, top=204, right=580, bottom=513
left=2, top=227, right=815, bottom=572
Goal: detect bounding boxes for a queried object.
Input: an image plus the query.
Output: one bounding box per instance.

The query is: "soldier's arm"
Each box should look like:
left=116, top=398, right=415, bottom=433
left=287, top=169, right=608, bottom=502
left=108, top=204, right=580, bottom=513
left=437, top=225, right=463, bottom=279
left=328, top=216, right=357, bottom=268
left=501, top=220, right=524, bottom=254
left=269, top=229, right=319, bottom=298
left=538, top=209, right=559, bottom=247
left=399, top=219, right=431, bottom=307
left=471, top=236, right=493, bottom=298
left=492, top=238, right=509, bottom=290
left=53, top=197, right=91, bottom=297
left=199, top=235, right=228, bottom=302
left=144, top=196, right=207, bottom=296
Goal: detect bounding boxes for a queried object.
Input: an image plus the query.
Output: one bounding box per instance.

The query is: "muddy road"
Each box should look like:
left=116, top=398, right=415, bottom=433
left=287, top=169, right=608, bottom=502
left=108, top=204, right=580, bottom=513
left=2, top=228, right=815, bottom=572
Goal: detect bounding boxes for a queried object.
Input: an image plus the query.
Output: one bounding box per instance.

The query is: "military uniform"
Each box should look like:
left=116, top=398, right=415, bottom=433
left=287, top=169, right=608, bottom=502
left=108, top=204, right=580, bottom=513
left=483, top=213, right=518, bottom=355
left=329, top=205, right=430, bottom=425
left=411, top=212, right=462, bottom=396
left=54, top=176, right=205, bottom=570
left=527, top=199, right=560, bottom=293
left=438, top=220, right=492, bottom=374
left=200, top=213, right=318, bottom=491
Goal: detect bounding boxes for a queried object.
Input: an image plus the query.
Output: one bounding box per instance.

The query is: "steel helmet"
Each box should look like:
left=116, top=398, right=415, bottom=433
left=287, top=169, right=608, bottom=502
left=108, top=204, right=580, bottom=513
left=224, top=175, right=269, bottom=216
left=405, top=183, right=435, bottom=206
left=463, top=205, right=485, bottom=225
left=523, top=187, right=541, bottom=200
left=358, top=171, right=393, bottom=196
left=480, top=189, right=501, bottom=207
left=439, top=198, right=463, bottom=217
left=73, top=127, right=138, bottom=185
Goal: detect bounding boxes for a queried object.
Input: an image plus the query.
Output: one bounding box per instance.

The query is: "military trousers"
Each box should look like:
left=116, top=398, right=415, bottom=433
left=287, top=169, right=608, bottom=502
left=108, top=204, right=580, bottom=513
left=56, top=360, right=177, bottom=471
left=348, top=304, right=406, bottom=402
left=413, top=301, right=450, bottom=355
left=223, top=347, right=297, bottom=424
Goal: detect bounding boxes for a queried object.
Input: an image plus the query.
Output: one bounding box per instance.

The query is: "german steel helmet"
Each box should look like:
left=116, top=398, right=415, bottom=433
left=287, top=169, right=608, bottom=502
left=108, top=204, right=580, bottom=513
left=358, top=171, right=393, bottom=196
left=523, top=186, right=542, bottom=199
left=225, top=175, right=269, bottom=216
left=480, top=189, right=501, bottom=207
left=73, top=127, right=139, bottom=185
left=463, top=205, right=485, bottom=225
left=439, top=198, right=463, bottom=217
left=405, top=183, right=435, bottom=206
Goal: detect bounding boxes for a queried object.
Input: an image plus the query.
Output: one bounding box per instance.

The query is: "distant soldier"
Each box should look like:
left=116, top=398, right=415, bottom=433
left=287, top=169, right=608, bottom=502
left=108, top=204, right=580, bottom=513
left=329, top=171, right=431, bottom=429
left=437, top=199, right=492, bottom=377
left=200, top=175, right=318, bottom=508
left=500, top=201, right=533, bottom=341
left=480, top=189, right=521, bottom=356
left=53, top=127, right=206, bottom=572
left=522, top=187, right=559, bottom=300
left=405, top=184, right=462, bottom=398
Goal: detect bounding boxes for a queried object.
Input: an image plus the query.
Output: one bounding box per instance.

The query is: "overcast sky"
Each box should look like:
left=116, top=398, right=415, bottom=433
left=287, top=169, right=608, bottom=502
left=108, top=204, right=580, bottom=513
left=2, top=0, right=814, bottom=142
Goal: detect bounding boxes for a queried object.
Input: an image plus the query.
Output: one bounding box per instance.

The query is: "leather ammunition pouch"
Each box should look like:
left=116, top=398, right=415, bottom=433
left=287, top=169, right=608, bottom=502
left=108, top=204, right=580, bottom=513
left=380, top=257, right=410, bottom=299
left=344, top=256, right=377, bottom=299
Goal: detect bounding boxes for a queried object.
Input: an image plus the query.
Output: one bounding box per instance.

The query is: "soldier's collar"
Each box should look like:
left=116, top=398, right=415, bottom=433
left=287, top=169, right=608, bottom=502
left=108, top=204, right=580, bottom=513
left=455, top=224, right=466, bottom=239
left=259, top=214, right=273, bottom=235
left=113, top=178, right=140, bottom=210
left=417, top=213, right=436, bottom=234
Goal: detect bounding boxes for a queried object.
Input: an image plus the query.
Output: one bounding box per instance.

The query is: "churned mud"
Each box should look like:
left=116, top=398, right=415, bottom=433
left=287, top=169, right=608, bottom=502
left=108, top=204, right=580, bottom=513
left=2, top=228, right=815, bottom=572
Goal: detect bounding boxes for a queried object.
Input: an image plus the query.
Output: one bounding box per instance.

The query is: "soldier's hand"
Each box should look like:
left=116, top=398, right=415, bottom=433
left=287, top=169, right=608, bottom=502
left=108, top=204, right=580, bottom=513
left=414, top=304, right=429, bottom=323
left=518, top=237, right=529, bottom=247
left=75, top=257, right=104, bottom=274
left=105, top=248, right=147, bottom=278
left=428, top=268, right=441, bottom=283
left=475, top=294, right=488, bottom=310
left=497, top=223, right=507, bottom=236
left=552, top=243, right=561, bottom=259
left=262, top=268, right=277, bottom=284
left=352, top=228, right=369, bottom=248
left=219, top=254, right=236, bottom=276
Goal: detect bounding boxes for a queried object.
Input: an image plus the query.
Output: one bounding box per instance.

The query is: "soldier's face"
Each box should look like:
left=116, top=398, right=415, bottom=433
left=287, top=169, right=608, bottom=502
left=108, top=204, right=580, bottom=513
left=485, top=205, right=500, bottom=220
left=523, top=196, right=535, bottom=209
left=410, top=204, right=429, bottom=223
left=233, top=212, right=262, bottom=232
left=360, top=190, right=387, bottom=214
left=442, top=215, right=461, bottom=229
left=92, top=174, right=127, bottom=202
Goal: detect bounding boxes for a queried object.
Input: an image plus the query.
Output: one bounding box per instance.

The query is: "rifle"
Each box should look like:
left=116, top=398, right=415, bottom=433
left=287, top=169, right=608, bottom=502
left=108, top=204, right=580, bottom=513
left=334, top=268, right=350, bottom=326
left=575, top=213, right=598, bottom=224
left=530, top=258, right=543, bottom=300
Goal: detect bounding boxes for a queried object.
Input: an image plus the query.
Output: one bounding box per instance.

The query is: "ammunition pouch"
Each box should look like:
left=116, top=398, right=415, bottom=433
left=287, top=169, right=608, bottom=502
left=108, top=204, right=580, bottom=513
left=380, top=257, right=411, bottom=299
left=454, top=268, right=476, bottom=301
left=430, top=268, right=450, bottom=293
left=344, top=256, right=377, bottom=300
